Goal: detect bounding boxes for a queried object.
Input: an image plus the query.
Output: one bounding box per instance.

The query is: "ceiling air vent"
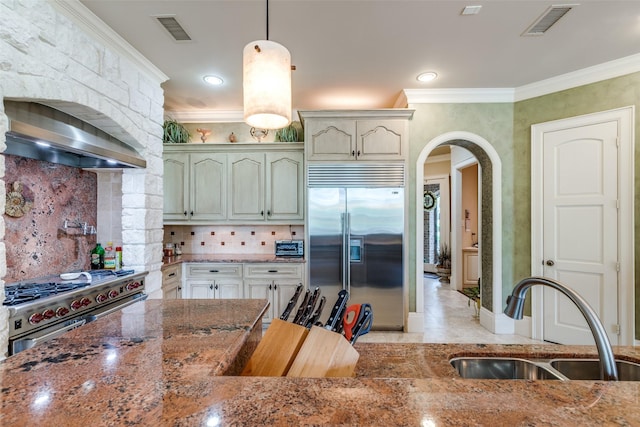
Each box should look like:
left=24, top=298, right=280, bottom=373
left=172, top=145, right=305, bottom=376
left=155, top=15, right=192, bottom=41
left=522, top=5, right=576, bottom=36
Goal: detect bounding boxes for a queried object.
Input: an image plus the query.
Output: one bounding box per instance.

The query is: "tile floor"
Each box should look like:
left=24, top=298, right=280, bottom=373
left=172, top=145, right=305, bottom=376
left=358, top=275, right=541, bottom=344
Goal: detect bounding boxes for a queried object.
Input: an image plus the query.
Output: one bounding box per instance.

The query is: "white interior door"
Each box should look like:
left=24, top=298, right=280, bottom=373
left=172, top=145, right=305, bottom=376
left=541, top=121, right=619, bottom=345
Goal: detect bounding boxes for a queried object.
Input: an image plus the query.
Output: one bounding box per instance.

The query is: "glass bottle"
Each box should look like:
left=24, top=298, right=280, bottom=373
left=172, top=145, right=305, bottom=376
left=91, top=243, right=105, bottom=270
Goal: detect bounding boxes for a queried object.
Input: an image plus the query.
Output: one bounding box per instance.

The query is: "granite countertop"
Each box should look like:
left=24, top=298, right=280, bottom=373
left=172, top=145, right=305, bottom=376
left=162, top=253, right=306, bottom=267
left=2, top=299, right=640, bottom=426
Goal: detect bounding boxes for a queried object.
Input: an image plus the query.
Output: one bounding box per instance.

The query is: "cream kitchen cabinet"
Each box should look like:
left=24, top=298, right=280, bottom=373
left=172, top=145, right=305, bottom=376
left=183, top=263, right=243, bottom=299
left=243, top=263, right=304, bottom=323
left=228, top=150, right=304, bottom=222
left=163, top=143, right=303, bottom=224
left=163, top=150, right=226, bottom=223
left=299, top=110, right=414, bottom=161
left=462, top=248, right=479, bottom=287
left=161, top=263, right=182, bottom=300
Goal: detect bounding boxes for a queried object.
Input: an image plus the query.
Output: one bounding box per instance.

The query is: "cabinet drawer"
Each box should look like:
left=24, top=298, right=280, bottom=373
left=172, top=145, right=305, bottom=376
left=186, top=263, right=243, bottom=278
left=162, top=264, right=180, bottom=283
left=243, top=263, right=303, bottom=279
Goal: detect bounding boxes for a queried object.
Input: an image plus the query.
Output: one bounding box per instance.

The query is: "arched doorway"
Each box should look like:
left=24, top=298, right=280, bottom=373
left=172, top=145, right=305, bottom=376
left=415, top=131, right=513, bottom=334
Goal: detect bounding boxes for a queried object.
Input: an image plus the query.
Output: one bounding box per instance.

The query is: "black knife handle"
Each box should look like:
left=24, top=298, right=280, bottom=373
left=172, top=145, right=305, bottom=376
left=292, top=290, right=311, bottom=324
left=306, top=296, right=326, bottom=328
left=298, top=287, right=320, bottom=326
left=279, top=283, right=303, bottom=321
left=324, top=290, right=349, bottom=331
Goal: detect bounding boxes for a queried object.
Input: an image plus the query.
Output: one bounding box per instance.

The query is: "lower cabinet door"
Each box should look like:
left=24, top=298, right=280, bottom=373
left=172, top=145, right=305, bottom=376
left=185, top=281, right=214, bottom=299
left=244, top=279, right=274, bottom=321
left=216, top=278, right=243, bottom=299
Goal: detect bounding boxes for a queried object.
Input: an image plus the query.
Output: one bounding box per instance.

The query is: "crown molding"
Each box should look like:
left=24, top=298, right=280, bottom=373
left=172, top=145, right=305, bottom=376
left=51, top=0, right=168, bottom=84
left=514, top=52, right=640, bottom=101
left=403, top=88, right=515, bottom=104
left=403, top=53, right=640, bottom=105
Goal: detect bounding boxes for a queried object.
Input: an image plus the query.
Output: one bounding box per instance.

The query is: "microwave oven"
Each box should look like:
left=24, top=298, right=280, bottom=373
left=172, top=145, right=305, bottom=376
left=275, top=240, right=304, bottom=257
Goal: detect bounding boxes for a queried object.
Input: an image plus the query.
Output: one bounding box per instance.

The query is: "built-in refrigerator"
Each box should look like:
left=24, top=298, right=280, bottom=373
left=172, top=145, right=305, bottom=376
left=307, top=185, right=404, bottom=330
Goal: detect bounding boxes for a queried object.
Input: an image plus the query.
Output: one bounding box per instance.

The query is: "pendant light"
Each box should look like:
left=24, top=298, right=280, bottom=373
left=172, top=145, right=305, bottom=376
left=243, top=0, right=292, bottom=129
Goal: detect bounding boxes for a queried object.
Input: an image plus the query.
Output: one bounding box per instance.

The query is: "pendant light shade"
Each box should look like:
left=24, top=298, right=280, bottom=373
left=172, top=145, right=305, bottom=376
left=243, top=40, right=292, bottom=130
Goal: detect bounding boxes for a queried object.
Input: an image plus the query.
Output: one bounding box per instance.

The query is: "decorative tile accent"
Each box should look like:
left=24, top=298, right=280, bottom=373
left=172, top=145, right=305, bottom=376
left=261, top=241, right=266, bottom=246
left=271, top=231, right=276, bottom=235
left=211, top=231, right=215, bottom=236
left=221, top=242, right=225, bottom=246
left=201, top=242, right=205, bottom=246
left=171, top=231, right=175, bottom=236
left=231, top=231, right=235, bottom=236
left=191, top=231, right=195, bottom=236
left=241, top=242, right=245, bottom=246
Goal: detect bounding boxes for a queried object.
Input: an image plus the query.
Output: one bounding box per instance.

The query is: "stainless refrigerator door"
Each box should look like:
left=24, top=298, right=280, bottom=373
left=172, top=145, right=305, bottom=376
left=347, top=188, right=404, bottom=330
left=308, top=187, right=347, bottom=323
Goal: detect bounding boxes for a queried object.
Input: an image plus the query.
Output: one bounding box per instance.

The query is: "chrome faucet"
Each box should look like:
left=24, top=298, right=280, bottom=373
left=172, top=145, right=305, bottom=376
left=504, top=276, right=618, bottom=381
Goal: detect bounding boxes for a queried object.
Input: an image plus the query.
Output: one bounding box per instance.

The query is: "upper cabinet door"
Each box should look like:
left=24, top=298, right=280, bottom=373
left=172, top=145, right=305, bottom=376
left=228, top=153, right=265, bottom=220
left=356, top=120, right=406, bottom=160
left=266, top=151, right=304, bottom=221
left=190, top=153, right=227, bottom=221
left=306, top=119, right=357, bottom=161
left=163, top=153, right=189, bottom=221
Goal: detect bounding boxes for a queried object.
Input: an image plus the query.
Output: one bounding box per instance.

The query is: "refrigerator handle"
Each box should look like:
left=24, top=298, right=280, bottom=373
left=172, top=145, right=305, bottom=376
left=345, top=212, right=351, bottom=293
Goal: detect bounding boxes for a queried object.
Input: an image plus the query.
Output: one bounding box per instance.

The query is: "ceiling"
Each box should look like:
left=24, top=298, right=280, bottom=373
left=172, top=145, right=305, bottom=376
left=79, top=1, right=640, bottom=121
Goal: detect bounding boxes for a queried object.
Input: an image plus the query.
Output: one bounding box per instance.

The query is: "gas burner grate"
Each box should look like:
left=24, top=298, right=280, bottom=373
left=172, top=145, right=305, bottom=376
left=3, top=281, right=90, bottom=306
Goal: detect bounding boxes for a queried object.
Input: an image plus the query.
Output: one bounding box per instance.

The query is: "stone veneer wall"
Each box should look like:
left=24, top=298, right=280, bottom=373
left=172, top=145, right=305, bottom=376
left=0, top=1, right=166, bottom=358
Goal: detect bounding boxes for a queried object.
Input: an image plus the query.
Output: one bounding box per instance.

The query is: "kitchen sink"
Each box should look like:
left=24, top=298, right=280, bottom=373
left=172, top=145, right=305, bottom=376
left=450, top=357, right=562, bottom=380
left=550, top=359, right=640, bottom=381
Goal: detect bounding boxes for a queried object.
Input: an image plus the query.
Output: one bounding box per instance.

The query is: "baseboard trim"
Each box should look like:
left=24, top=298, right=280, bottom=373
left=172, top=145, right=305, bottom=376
left=514, top=316, right=532, bottom=338
left=407, top=312, right=424, bottom=333
left=479, top=307, right=515, bottom=334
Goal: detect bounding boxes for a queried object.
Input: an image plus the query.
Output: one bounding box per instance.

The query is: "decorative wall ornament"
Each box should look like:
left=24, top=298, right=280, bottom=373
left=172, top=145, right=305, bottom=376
left=5, top=181, right=34, bottom=217
left=196, top=128, right=211, bottom=143
left=250, top=127, right=269, bottom=142
left=423, top=191, right=437, bottom=211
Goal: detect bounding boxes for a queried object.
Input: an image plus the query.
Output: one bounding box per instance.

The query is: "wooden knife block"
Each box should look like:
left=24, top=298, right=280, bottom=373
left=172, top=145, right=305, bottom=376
left=241, top=320, right=359, bottom=377
left=241, top=318, right=308, bottom=376
left=286, top=325, right=360, bottom=378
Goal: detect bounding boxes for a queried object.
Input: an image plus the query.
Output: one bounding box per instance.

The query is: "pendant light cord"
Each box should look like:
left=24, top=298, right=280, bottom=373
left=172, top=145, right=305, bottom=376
left=266, top=0, right=270, bottom=41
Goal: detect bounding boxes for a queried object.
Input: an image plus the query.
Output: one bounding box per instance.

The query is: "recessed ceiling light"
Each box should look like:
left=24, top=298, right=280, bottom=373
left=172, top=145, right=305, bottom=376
left=203, top=75, right=224, bottom=86
left=417, top=72, right=438, bottom=83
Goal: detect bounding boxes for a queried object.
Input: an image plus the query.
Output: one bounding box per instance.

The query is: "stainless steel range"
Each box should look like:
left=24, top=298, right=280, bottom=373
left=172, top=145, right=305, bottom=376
left=4, top=269, right=148, bottom=355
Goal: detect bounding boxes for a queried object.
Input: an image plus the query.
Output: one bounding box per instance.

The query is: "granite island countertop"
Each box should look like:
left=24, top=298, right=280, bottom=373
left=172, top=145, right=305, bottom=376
left=2, top=299, right=640, bottom=426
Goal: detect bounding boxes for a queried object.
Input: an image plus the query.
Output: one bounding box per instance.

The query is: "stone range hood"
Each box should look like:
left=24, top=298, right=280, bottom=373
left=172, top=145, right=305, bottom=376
left=4, top=101, right=146, bottom=169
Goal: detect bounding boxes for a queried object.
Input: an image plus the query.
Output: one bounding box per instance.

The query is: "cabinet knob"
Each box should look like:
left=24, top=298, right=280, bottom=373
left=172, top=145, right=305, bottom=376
left=269, top=284, right=272, bottom=290
left=357, top=150, right=361, bottom=156
left=260, top=210, right=264, bottom=216
left=209, top=284, right=213, bottom=290
left=215, top=284, right=219, bottom=290
left=351, top=150, right=355, bottom=157
left=190, top=211, right=194, bottom=216
left=267, top=210, right=271, bottom=216
left=209, top=270, right=219, bottom=273
left=183, top=211, right=187, bottom=216
left=268, top=270, right=278, bottom=273
left=274, top=284, right=277, bottom=290
left=545, top=259, right=555, bottom=266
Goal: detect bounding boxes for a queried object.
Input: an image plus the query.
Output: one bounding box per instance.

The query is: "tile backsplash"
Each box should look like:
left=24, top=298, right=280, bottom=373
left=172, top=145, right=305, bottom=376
left=164, top=225, right=304, bottom=255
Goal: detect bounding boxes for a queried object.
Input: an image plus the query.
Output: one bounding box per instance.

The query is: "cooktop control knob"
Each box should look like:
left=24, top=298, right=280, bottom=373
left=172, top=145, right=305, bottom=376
left=56, top=307, right=69, bottom=317
left=125, top=282, right=135, bottom=291
left=42, top=309, right=55, bottom=319
left=70, top=299, right=82, bottom=310
left=96, top=294, right=108, bottom=303
left=29, top=312, right=44, bottom=324
left=108, top=290, right=119, bottom=299
left=80, top=297, right=91, bottom=307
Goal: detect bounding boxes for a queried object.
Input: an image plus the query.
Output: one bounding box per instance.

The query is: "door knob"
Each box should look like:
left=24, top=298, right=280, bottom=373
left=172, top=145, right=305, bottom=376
left=545, top=260, right=555, bottom=266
